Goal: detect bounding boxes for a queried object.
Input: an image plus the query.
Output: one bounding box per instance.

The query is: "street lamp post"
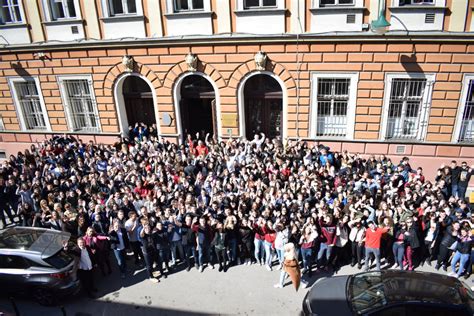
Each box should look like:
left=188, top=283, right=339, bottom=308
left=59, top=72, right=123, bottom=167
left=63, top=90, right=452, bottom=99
left=371, top=0, right=391, bottom=34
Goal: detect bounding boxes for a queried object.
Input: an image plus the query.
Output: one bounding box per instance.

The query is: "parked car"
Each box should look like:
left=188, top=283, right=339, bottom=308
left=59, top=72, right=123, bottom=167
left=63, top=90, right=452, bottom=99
left=302, top=270, right=474, bottom=316
left=0, top=227, right=80, bottom=305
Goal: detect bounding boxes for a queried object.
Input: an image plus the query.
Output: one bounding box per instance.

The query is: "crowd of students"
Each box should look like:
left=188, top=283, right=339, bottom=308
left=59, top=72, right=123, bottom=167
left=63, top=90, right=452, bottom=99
left=0, top=122, right=473, bottom=295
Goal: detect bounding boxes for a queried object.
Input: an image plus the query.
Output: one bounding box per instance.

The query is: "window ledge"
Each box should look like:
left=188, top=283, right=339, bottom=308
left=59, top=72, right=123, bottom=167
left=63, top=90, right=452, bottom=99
left=0, top=23, right=28, bottom=29
left=388, top=6, right=447, bottom=11
left=164, top=11, right=213, bottom=18
left=42, top=19, right=84, bottom=26
left=100, top=15, right=144, bottom=23
left=234, top=8, right=287, bottom=16
left=310, top=7, right=366, bottom=12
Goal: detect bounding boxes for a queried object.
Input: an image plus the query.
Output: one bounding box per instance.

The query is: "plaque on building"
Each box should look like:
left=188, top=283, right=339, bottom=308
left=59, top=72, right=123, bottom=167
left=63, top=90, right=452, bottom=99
left=222, top=113, right=238, bottom=127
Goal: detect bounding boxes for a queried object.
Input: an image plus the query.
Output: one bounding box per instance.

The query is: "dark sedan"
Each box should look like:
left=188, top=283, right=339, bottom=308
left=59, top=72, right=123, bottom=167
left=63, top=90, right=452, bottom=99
left=302, top=270, right=474, bottom=316
left=0, top=227, right=80, bottom=305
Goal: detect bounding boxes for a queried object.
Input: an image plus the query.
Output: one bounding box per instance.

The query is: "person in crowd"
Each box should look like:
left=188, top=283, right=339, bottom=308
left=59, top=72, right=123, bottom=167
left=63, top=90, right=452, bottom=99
left=83, top=227, right=112, bottom=276
left=64, top=237, right=97, bottom=298
left=274, top=242, right=301, bottom=290
left=364, top=221, right=389, bottom=271
left=109, top=220, right=129, bottom=279
left=139, top=222, right=160, bottom=283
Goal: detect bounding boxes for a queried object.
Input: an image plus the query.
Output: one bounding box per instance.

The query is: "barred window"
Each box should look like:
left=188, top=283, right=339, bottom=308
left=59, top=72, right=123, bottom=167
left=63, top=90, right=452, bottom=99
left=174, top=0, right=204, bottom=11
left=385, top=78, right=429, bottom=140
left=0, top=0, right=22, bottom=24
left=108, top=0, right=136, bottom=16
left=244, top=0, right=277, bottom=9
left=458, top=79, right=474, bottom=143
left=59, top=78, right=100, bottom=132
left=48, top=0, right=77, bottom=20
left=11, top=79, right=48, bottom=130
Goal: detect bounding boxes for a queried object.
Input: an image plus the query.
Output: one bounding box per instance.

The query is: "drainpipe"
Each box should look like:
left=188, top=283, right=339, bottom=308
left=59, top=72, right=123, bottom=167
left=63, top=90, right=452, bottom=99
left=295, top=0, right=303, bottom=140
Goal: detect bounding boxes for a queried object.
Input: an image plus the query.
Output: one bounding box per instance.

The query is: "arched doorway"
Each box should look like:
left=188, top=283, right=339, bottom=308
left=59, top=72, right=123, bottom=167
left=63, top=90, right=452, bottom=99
left=179, top=75, right=216, bottom=138
left=244, top=74, right=283, bottom=139
left=122, top=76, right=156, bottom=127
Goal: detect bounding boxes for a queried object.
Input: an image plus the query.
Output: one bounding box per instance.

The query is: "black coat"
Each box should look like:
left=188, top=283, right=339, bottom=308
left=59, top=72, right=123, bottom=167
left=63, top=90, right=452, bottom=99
left=109, top=228, right=130, bottom=250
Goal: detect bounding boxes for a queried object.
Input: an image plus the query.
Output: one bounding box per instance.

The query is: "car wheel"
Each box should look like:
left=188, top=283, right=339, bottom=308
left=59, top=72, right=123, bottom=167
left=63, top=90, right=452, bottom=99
left=32, top=288, right=56, bottom=306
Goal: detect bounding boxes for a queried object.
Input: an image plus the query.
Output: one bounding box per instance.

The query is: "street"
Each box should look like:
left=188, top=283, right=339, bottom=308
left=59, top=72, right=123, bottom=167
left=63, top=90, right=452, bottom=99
left=1, top=259, right=472, bottom=316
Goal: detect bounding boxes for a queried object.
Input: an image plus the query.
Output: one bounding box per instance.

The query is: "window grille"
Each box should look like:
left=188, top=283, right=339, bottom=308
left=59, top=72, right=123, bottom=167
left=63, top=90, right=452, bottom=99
left=386, top=78, right=427, bottom=140
left=458, top=80, right=474, bottom=143
left=346, top=14, right=355, bottom=24
left=316, top=78, right=350, bottom=137
left=424, top=13, right=435, bottom=24
left=13, top=81, right=47, bottom=130
left=0, top=0, right=21, bottom=24
left=61, top=79, right=99, bottom=132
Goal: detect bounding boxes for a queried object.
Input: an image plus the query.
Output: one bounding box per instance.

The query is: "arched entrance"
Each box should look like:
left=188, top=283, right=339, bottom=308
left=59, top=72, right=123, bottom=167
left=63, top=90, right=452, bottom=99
left=122, top=76, right=157, bottom=127
left=244, top=74, right=283, bottom=139
left=179, top=75, right=216, bottom=138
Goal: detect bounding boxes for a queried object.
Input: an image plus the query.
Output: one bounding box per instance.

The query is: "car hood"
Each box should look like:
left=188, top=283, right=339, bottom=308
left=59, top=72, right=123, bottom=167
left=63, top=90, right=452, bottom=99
left=306, top=275, right=353, bottom=316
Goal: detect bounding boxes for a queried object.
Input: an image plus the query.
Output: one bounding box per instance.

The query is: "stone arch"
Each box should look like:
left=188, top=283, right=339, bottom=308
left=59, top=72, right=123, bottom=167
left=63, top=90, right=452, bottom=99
left=160, top=61, right=226, bottom=142
left=102, top=62, right=162, bottom=93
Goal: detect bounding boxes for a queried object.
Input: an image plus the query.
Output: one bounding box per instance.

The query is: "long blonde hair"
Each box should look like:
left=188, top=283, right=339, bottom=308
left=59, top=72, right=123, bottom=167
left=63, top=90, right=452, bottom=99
left=284, top=242, right=297, bottom=260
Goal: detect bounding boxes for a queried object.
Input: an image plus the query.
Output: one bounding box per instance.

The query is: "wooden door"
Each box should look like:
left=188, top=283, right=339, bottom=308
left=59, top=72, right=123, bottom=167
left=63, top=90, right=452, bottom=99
left=125, top=97, right=155, bottom=127
left=245, top=98, right=282, bottom=139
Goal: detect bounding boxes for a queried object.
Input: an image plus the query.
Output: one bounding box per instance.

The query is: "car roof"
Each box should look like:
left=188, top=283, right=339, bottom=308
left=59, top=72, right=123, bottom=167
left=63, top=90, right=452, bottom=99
left=0, top=227, right=71, bottom=258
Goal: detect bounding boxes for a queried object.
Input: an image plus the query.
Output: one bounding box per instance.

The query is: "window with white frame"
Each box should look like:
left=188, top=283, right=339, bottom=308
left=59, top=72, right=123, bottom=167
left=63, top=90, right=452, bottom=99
left=174, top=0, right=204, bottom=11
left=9, top=78, right=49, bottom=131
left=0, top=0, right=22, bottom=24
left=383, top=74, right=434, bottom=141
left=107, top=0, right=136, bottom=16
left=398, top=0, right=434, bottom=5
left=47, top=0, right=77, bottom=20
left=456, top=76, right=474, bottom=143
left=311, top=73, right=358, bottom=138
left=319, top=0, right=354, bottom=7
left=58, top=77, right=100, bottom=132
left=244, top=0, right=277, bottom=9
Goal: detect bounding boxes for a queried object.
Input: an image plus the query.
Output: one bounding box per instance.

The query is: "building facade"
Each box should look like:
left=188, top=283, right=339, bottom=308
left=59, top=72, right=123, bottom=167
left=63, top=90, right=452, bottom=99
left=0, top=0, right=474, bottom=177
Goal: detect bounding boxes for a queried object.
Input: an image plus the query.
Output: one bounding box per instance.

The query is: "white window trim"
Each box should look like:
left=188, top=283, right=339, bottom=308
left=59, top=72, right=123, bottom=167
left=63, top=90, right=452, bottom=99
left=380, top=73, right=436, bottom=141
left=0, top=0, right=26, bottom=24
left=42, top=0, right=81, bottom=21
left=316, top=0, right=356, bottom=7
left=7, top=76, right=51, bottom=132
left=453, top=74, right=474, bottom=143
left=101, top=0, right=143, bottom=17
left=392, top=0, right=445, bottom=7
left=171, top=0, right=207, bottom=12
left=309, top=72, right=358, bottom=140
left=236, top=0, right=285, bottom=11
left=57, top=75, right=102, bottom=133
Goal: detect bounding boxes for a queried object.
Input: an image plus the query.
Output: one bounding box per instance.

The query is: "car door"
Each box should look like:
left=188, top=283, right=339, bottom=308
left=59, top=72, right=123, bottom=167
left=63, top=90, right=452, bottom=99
left=0, top=254, right=32, bottom=295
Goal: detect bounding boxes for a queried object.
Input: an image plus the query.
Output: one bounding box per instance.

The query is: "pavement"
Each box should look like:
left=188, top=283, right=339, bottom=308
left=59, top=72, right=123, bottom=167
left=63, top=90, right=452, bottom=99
left=0, top=256, right=473, bottom=316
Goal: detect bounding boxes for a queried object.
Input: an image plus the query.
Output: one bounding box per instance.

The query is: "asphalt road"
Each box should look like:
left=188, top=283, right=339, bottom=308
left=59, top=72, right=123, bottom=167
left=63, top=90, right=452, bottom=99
left=0, top=258, right=472, bottom=316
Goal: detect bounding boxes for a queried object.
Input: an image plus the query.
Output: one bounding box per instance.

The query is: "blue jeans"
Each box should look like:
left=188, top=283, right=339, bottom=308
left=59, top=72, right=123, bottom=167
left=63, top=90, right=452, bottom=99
left=451, top=251, right=470, bottom=277
left=365, top=247, right=381, bottom=271
left=197, top=244, right=210, bottom=267
left=317, top=243, right=332, bottom=266
left=113, top=249, right=127, bottom=274
left=254, top=239, right=264, bottom=263
left=452, top=183, right=459, bottom=198
left=183, top=244, right=198, bottom=268
left=301, top=247, right=312, bottom=271
left=264, top=241, right=273, bottom=266
left=227, top=239, right=238, bottom=264
left=170, top=240, right=184, bottom=264
left=392, top=242, right=404, bottom=270
left=276, top=249, right=284, bottom=265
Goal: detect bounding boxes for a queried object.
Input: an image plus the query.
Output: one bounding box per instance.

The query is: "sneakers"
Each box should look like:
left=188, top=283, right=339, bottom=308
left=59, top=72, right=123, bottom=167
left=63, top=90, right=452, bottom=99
left=259, top=261, right=263, bottom=266
left=442, top=266, right=448, bottom=272
left=266, top=265, right=272, bottom=271
left=199, top=266, right=204, bottom=273
left=273, top=284, right=283, bottom=289
left=210, top=265, right=215, bottom=270
left=391, top=263, right=399, bottom=269
left=149, top=278, right=159, bottom=283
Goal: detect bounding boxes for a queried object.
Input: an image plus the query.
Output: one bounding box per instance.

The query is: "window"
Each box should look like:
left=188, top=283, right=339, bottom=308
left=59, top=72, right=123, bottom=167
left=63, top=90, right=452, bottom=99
left=58, top=77, right=100, bottom=132
left=319, top=0, right=354, bottom=6
left=311, top=73, right=358, bottom=139
left=244, top=0, right=277, bottom=9
left=383, top=74, right=434, bottom=141
left=399, top=0, right=434, bottom=5
left=174, top=0, right=204, bottom=11
left=0, top=255, right=30, bottom=269
left=0, top=0, right=22, bottom=24
left=48, top=0, right=77, bottom=20
left=9, top=78, right=49, bottom=131
left=456, top=76, right=474, bottom=143
left=108, top=0, right=136, bottom=16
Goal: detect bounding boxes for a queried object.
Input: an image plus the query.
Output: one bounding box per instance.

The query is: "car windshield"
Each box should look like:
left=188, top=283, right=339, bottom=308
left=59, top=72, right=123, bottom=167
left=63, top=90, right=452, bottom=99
left=349, top=271, right=466, bottom=314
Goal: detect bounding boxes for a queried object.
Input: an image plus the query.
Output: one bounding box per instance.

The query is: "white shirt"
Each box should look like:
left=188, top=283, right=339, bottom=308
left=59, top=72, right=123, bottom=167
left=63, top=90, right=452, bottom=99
left=79, top=247, right=93, bottom=270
